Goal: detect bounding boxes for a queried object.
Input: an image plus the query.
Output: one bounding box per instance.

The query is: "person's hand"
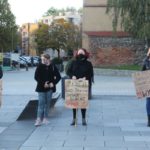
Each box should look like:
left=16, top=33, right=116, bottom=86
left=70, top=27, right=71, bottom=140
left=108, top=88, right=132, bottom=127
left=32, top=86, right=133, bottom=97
left=82, top=77, right=86, bottom=80
left=49, top=82, right=54, bottom=88
left=72, top=76, right=76, bottom=80
left=44, top=81, right=49, bottom=88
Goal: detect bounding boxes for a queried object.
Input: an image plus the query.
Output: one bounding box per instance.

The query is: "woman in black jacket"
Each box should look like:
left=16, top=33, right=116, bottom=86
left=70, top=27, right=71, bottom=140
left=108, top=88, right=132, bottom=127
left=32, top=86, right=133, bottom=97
left=34, top=54, right=61, bottom=126
left=142, top=47, right=150, bottom=126
left=68, top=48, right=94, bottom=126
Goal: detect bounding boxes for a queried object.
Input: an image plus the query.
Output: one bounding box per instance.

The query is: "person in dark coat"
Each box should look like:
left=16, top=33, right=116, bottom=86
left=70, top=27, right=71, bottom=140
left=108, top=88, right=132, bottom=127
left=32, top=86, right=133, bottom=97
left=0, top=65, right=3, bottom=79
left=34, top=53, right=61, bottom=126
left=67, top=48, right=94, bottom=126
left=142, top=47, right=150, bottom=127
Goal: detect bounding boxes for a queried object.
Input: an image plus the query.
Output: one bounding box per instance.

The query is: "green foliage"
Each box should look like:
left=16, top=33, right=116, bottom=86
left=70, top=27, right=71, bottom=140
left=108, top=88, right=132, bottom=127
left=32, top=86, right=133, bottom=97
left=44, top=7, right=59, bottom=16
left=34, top=23, right=49, bottom=54
left=52, top=57, right=63, bottom=64
left=65, top=58, right=75, bottom=76
left=34, top=19, right=81, bottom=56
left=0, top=0, right=18, bottom=51
left=48, top=19, right=81, bottom=57
left=44, top=7, right=82, bottom=17
left=97, top=64, right=141, bottom=71
left=106, top=0, right=150, bottom=41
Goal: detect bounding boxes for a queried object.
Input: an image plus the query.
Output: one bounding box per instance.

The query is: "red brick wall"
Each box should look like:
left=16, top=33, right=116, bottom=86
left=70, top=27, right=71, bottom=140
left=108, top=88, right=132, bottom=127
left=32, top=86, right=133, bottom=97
left=91, top=47, right=135, bottom=66
left=89, top=36, right=145, bottom=67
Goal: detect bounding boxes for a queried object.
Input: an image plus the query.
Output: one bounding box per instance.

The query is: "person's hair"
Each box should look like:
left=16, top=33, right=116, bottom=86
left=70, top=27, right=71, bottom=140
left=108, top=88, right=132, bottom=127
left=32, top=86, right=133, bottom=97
left=41, top=53, right=50, bottom=59
left=74, top=48, right=90, bottom=58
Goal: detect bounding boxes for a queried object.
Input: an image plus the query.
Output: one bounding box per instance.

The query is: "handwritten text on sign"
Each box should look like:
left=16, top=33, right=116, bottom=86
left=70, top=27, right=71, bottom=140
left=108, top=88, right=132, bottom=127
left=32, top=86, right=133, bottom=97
left=65, top=79, right=89, bottom=108
left=132, top=70, right=150, bottom=98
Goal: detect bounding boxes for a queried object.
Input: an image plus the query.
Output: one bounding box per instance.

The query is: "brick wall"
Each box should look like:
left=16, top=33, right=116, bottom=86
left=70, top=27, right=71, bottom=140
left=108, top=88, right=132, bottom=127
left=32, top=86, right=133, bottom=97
left=89, top=36, right=145, bottom=67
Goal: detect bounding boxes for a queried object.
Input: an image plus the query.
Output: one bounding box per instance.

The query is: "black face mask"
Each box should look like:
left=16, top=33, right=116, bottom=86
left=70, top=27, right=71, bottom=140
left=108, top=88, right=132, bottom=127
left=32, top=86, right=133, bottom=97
left=77, top=54, right=86, bottom=60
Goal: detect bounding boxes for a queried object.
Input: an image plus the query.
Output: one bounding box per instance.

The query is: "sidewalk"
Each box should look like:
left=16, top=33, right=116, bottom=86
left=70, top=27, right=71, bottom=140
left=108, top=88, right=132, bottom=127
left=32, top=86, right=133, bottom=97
left=0, top=68, right=149, bottom=150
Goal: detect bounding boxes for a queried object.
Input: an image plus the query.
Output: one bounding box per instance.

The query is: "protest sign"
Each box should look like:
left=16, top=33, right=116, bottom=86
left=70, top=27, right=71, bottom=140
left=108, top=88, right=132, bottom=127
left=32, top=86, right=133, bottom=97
left=65, top=79, right=89, bottom=108
left=132, top=70, right=150, bottom=98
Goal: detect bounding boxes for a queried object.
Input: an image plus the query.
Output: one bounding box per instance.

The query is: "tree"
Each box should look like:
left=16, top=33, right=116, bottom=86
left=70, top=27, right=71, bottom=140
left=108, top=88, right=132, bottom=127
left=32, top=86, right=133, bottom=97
left=0, top=0, right=18, bottom=52
left=44, top=7, right=79, bottom=17
left=44, top=7, right=59, bottom=16
left=48, top=19, right=81, bottom=57
left=106, top=0, right=150, bottom=46
left=34, top=23, right=49, bottom=54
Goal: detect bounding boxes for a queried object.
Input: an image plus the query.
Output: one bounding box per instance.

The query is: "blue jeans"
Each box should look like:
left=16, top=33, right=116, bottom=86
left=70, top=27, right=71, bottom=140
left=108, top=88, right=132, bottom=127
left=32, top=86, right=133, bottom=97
left=37, top=90, right=53, bottom=119
left=146, top=97, right=150, bottom=115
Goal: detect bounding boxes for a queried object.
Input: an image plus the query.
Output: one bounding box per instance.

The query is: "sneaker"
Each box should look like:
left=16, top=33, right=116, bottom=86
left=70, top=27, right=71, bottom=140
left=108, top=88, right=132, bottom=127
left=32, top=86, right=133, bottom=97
left=34, top=118, right=42, bottom=126
left=42, top=118, right=49, bottom=125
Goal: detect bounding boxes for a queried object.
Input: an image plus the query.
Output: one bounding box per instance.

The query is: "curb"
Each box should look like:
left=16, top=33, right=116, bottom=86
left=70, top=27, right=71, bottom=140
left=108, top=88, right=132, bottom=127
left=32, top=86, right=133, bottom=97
left=94, top=68, right=139, bottom=76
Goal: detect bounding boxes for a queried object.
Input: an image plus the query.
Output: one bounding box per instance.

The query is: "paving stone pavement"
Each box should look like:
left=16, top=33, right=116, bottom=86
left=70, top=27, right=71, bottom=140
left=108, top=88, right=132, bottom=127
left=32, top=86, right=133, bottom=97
left=0, top=68, right=149, bottom=150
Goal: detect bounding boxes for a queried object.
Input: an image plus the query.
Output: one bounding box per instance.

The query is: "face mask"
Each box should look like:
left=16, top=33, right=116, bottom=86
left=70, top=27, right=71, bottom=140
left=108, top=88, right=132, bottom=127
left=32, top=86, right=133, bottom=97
left=78, top=54, right=85, bottom=60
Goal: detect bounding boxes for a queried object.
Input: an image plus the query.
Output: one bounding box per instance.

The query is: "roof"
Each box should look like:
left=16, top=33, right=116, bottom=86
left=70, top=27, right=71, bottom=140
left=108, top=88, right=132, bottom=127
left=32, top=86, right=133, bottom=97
left=84, top=31, right=130, bottom=37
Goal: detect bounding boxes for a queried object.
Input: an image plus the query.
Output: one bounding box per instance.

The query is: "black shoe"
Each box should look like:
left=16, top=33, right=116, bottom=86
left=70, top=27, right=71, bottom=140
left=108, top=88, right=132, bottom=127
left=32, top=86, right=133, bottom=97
left=70, top=119, right=76, bottom=126
left=147, top=120, right=150, bottom=127
left=82, top=119, right=87, bottom=126
left=148, top=115, right=150, bottom=127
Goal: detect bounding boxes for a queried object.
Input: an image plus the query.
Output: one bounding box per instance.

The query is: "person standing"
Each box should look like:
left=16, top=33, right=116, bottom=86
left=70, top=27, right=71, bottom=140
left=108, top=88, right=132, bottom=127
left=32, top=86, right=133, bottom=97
left=34, top=54, right=61, bottom=126
left=142, top=47, right=150, bottom=126
left=67, top=48, right=94, bottom=126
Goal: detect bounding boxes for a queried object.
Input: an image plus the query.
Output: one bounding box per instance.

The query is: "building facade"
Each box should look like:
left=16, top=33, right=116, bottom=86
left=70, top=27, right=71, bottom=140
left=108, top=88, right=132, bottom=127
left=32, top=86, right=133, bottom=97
left=21, top=23, right=39, bottom=56
left=82, top=0, right=145, bottom=66
left=40, top=12, right=81, bottom=26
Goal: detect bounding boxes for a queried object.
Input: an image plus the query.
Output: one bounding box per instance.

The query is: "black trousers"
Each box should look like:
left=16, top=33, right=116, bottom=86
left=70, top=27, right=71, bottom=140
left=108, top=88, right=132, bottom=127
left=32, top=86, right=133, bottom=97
left=72, top=109, right=86, bottom=119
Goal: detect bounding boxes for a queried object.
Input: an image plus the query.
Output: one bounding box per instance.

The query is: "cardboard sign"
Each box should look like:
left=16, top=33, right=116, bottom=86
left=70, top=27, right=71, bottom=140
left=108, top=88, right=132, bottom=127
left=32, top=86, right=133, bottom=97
left=132, top=70, right=150, bottom=98
left=65, top=79, right=89, bottom=108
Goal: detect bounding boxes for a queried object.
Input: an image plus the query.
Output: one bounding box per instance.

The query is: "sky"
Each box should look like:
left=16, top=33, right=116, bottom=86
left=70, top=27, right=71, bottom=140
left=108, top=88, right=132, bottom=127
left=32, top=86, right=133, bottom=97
left=8, top=0, right=83, bottom=26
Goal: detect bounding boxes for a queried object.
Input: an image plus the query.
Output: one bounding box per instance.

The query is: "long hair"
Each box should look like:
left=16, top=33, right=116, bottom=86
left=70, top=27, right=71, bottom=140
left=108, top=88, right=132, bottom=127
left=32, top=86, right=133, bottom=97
left=74, top=48, right=90, bottom=58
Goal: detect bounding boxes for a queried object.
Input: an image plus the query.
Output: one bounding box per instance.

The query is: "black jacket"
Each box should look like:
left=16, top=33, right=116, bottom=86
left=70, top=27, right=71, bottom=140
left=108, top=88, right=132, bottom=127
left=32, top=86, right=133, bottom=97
left=142, top=57, right=150, bottom=71
left=34, top=63, right=61, bottom=92
left=0, top=66, right=3, bottom=79
left=68, top=58, right=94, bottom=87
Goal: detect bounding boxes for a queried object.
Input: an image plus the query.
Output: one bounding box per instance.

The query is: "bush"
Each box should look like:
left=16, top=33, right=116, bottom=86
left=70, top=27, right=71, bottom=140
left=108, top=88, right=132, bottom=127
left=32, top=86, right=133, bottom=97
left=52, top=57, right=63, bottom=64
left=65, top=58, right=75, bottom=76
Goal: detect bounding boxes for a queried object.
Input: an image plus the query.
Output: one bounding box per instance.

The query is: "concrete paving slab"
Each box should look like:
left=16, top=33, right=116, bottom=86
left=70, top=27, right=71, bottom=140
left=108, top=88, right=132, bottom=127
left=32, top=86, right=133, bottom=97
left=0, top=68, right=149, bottom=150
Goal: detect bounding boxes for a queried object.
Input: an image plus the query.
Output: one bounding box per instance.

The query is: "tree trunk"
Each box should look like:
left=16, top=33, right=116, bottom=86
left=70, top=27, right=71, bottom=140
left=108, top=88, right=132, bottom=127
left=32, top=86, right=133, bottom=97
left=57, top=49, right=60, bottom=58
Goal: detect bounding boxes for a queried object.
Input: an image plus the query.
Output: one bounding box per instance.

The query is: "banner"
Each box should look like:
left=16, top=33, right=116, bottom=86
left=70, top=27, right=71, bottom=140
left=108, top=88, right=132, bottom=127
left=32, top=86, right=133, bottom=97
left=132, top=70, right=150, bottom=98
left=65, top=79, right=89, bottom=108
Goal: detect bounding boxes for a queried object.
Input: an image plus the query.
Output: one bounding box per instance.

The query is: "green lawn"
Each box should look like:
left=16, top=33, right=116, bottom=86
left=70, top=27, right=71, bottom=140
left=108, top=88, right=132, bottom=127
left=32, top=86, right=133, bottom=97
left=96, top=65, right=141, bottom=71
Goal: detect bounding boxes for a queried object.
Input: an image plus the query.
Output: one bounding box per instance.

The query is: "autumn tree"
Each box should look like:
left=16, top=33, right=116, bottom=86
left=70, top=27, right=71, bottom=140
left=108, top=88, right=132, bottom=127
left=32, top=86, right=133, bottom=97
left=34, top=23, right=49, bottom=54
left=48, top=18, right=81, bottom=57
left=106, top=0, right=150, bottom=46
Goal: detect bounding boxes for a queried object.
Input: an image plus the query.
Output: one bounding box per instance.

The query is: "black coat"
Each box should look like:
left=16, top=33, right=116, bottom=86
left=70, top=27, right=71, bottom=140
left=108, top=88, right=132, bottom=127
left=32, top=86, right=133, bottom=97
left=142, top=57, right=150, bottom=71
left=34, top=63, right=61, bottom=92
left=68, top=58, right=94, bottom=87
left=0, top=66, right=3, bottom=79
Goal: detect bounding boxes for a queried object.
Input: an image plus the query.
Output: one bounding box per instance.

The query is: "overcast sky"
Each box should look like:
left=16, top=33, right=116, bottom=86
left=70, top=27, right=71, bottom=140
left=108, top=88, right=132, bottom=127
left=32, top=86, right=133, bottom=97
left=8, top=0, right=83, bottom=26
